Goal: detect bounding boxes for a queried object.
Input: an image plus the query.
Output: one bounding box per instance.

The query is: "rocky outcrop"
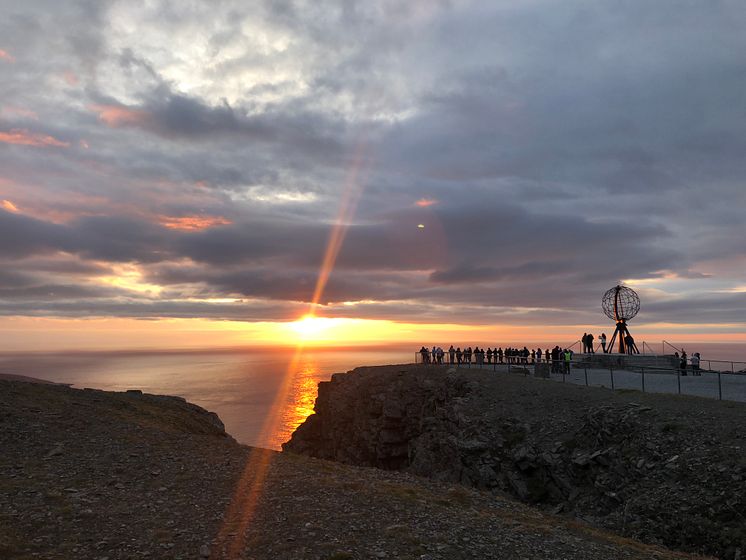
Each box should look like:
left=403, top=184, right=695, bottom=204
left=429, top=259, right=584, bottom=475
left=284, top=365, right=746, bottom=559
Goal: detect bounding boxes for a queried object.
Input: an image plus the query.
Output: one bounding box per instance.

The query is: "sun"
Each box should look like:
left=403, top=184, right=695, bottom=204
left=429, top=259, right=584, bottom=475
left=289, top=314, right=334, bottom=340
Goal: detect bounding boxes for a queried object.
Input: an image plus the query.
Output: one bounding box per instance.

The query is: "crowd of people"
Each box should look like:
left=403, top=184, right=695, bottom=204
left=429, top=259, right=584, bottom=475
left=581, top=332, right=638, bottom=354
left=417, top=345, right=576, bottom=373
left=417, top=343, right=703, bottom=375
left=675, top=349, right=702, bottom=375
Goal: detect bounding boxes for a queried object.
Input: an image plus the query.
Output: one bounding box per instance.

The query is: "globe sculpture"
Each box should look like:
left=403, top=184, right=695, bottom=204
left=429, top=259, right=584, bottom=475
left=601, top=285, right=640, bottom=354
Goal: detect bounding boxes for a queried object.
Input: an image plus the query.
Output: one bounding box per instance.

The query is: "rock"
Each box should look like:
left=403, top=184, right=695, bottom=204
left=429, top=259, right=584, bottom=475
left=43, top=444, right=64, bottom=459
left=199, top=544, right=210, bottom=558
left=284, top=365, right=746, bottom=560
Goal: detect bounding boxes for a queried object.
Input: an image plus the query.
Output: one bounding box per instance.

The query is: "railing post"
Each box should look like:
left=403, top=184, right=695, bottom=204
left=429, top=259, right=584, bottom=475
left=610, top=367, right=614, bottom=390
left=718, top=371, right=722, bottom=401
left=677, top=368, right=681, bottom=395
left=641, top=367, right=645, bottom=393
left=584, top=365, right=588, bottom=386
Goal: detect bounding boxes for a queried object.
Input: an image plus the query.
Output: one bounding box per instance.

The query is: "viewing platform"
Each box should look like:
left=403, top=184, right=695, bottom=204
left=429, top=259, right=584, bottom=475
left=571, top=352, right=679, bottom=370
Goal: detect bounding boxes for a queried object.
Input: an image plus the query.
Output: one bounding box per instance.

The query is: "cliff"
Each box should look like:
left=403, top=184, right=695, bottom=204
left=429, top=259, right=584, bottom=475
left=284, top=365, right=746, bottom=559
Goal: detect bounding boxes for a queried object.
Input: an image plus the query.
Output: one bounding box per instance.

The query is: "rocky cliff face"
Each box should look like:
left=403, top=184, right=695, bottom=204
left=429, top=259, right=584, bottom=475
left=284, top=365, right=746, bottom=559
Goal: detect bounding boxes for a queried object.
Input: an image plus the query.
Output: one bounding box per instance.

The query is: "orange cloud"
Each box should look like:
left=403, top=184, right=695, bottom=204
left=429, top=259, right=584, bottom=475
left=90, top=104, right=148, bottom=127
left=0, top=129, right=69, bottom=148
left=416, top=198, right=438, bottom=207
left=0, top=49, right=14, bottom=63
left=158, top=215, right=233, bottom=231
left=1, top=200, right=20, bottom=213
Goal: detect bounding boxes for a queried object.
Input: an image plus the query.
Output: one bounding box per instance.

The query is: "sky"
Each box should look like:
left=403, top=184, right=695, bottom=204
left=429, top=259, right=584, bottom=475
left=1, top=0, right=746, bottom=351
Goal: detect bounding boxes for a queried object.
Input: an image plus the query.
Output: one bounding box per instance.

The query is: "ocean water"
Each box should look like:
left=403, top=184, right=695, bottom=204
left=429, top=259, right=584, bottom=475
left=2, top=342, right=744, bottom=450
left=0, top=347, right=407, bottom=450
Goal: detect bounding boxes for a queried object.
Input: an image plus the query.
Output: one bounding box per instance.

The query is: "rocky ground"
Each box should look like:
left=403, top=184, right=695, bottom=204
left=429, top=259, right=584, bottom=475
left=285, top=365, right=746, bottom=559
left=0, top=376, right=705, bottom=560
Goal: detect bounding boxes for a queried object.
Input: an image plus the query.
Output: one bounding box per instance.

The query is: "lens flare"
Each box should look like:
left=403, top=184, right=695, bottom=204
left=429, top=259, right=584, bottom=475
left=214, top=139, right=371, bottom=557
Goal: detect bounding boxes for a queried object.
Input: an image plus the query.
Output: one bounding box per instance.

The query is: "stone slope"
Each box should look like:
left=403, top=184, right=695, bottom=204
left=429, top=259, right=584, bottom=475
left=284, top=365, right=746, bottom=559
left=1, top=377, right=704, bottom=560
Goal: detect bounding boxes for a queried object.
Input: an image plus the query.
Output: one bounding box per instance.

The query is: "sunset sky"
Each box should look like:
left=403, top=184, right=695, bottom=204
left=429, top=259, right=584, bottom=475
left=1, top=1, right=746, bottom=351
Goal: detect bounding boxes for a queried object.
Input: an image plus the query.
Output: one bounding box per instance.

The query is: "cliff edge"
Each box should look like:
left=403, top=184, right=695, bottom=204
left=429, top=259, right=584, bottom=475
left=284, top=365, right=746, bottom=559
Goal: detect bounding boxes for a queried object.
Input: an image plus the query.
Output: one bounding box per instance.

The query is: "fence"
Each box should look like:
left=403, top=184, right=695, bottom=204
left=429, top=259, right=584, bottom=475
left=414, top=352, right=746, bottom=403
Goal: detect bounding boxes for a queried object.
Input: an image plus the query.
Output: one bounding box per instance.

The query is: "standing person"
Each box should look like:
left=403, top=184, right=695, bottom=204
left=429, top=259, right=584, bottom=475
left=691, top=352, right=701, bottom=375
left=486, top=348, right=493, bottom=364
left=497, top=347, right=503, bottom=364
left=563, top=348, right=571, bottom=375
left=466, top=346, right=472, bottom=364
left=680, top=350, right=688, bottom=375
left=456, top=347, right=463, bottom=364
left=419, top=346, right=429, bottom=364
left=600, top=333, right=607, bottom=353
left=587, top=332, right=595, bottom=353
left=449, top=345, right=456, bottom=364
left=582, top=333, right=589, bottom=353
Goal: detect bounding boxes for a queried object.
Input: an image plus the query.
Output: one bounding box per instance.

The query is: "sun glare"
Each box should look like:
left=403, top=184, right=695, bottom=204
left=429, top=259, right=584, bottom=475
left=289, top=315, right=335, bottom=340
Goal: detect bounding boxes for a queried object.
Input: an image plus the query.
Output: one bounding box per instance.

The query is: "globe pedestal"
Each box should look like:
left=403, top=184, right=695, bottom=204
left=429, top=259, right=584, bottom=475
left=606, top=319, right=639, bottom=355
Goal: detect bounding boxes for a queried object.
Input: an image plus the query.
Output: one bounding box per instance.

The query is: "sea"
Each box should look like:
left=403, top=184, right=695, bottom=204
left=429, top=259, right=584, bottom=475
left=2, top=342, right=744, bottom=450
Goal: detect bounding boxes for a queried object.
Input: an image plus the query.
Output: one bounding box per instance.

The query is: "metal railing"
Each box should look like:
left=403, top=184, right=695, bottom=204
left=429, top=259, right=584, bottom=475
left=413, top=352, right=746, bottom=403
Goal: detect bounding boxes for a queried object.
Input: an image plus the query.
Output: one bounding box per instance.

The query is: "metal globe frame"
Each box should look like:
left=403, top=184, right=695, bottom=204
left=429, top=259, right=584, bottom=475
left=601, top=285, right=640, bottom=354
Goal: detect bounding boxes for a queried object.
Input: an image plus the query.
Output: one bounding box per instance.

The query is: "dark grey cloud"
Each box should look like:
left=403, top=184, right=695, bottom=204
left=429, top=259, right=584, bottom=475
left=0, top=210, right=69, bottom=259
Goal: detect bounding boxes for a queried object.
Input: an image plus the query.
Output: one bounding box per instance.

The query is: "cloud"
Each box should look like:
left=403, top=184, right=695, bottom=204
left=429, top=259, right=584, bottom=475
left=90, top=103, right=148, bottom=127
left=0, top=49, right=14, bottom=63
left=157, top=215, right=232, bottom=231
left=1, top=200, right=19, bottom=213
left=0, top=0, right=745, bottom=334
left=0, top=128, right=69, bottom=148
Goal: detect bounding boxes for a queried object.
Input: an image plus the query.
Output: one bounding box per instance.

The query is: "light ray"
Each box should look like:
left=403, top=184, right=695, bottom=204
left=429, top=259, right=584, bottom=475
left=308, top=140, right=370, bottom=315
left=210, top=344, right=305, bottom=558
left=214, top=139, right=371, bottom=557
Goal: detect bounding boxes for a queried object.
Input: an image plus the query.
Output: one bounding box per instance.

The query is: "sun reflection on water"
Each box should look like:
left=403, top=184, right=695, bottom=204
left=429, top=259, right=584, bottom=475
left=272, top=359, right=321, bottom=449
